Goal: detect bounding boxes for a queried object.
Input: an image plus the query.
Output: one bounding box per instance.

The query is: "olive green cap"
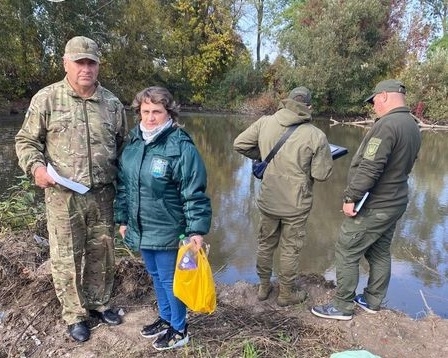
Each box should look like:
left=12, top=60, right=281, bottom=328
left=365, top=79, right=406, bottom=103
left=288, top=86, right=312, bottom=105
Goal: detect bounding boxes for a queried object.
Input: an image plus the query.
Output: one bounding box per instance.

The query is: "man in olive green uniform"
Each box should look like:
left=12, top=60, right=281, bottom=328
left=15, top=36, right=127, bottom=341
left=312, top=79, right=421, bottom=320
left=233, top=87, right=333, bottom=306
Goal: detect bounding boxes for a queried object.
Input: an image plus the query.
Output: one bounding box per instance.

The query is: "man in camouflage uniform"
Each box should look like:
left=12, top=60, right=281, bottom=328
left=15, top=36, right=127, bottom=342
left=233, top=87, right=333, bottom=306
left=311, top=79, right=421, bottom=321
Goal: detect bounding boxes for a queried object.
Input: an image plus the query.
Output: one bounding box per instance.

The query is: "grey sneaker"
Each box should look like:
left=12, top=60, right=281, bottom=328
left=311, top=303, right=353, bottom=321
left=140, top=317, right=170, bottom=339
left=153, top=324, right=189, bottom=351
left=354, top=294, right=379, bottom=314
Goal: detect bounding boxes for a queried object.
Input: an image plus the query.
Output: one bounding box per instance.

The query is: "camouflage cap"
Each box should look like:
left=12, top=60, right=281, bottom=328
left=365, top=79, right=406, bottom=103
left=64, top=36, right=100, bottom=63
left=288, top=86, right=312, bottom=105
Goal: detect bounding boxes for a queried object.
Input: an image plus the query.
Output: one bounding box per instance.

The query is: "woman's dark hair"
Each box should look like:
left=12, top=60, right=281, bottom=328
left=132, top=86, right=180, bottom=124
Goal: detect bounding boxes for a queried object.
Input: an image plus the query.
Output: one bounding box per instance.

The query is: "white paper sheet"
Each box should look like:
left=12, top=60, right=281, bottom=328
left=354, top=192, right=369, bottom=212
left=329, top=144, right=339, bottom=153
left=47, top=163, right=89, bottom=194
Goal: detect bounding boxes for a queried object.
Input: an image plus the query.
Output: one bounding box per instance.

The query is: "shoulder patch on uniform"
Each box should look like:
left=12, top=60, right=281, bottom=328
left=363, top=137, right=381, bottom=161
left=150, top=157, right=168, bottom=178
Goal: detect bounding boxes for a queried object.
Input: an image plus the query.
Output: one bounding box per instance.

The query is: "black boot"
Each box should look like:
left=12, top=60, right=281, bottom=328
left=68, top=321, right=90, bottom=342
left=90, top=309, right=122, bottom=325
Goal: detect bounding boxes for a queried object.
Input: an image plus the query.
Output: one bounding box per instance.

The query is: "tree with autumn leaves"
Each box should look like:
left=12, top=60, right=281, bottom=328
left=0, top=0, right=446, bottom=121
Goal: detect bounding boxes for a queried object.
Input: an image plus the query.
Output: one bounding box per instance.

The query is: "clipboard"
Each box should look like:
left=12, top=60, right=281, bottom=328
left=329, top=144, right=348, bottom=160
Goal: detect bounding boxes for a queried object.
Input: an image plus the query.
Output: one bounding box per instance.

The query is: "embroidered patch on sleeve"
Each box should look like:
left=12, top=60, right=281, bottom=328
left=363, top=137, right=381, bottom=161
left=150, top=157, right=168, bottom=178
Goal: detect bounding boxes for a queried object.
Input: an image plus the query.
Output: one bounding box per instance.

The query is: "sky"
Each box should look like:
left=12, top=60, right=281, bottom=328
left=238, top=8, right=279, bottom=63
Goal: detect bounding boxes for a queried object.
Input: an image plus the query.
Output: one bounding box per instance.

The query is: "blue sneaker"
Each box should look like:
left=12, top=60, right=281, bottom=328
left=311, top=303, right=353, bottom=321
left=353, top=294, right=379, bottom=314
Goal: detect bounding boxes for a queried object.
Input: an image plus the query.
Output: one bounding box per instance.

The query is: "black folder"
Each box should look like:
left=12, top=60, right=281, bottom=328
left=329, top=144, right=348, bottom=160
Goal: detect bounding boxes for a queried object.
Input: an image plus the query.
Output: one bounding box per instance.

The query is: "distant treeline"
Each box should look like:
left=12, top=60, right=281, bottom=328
left=1, top=0, right=447, bottom=122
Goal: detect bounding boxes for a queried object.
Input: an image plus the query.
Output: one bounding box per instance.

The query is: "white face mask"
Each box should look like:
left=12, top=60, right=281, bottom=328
left=140, top=118, right=173, bottom=144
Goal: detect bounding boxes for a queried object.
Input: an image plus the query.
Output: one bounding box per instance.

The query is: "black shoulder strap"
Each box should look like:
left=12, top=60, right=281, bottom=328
left=264, top=123, right=301, bottom=163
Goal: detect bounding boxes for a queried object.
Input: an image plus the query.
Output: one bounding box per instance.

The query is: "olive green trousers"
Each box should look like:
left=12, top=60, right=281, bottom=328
left=256, top=210, right=309, bottom=287
left=333, top=205, right=407, bottom=314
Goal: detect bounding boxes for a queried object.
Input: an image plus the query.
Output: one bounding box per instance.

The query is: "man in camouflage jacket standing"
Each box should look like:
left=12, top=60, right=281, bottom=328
left=233, top=87, right=333, bottom=306
left=15, top=36, right=127, bottom=342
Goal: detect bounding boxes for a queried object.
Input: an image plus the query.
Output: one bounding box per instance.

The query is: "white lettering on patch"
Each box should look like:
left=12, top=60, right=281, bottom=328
left=150, top=157, right=168, bottom=178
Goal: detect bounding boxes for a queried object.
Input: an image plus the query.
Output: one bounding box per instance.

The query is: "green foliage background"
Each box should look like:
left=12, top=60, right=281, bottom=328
left=0, top=175, right=45, bottom=230
left=0, top=0, right=447, bottom=121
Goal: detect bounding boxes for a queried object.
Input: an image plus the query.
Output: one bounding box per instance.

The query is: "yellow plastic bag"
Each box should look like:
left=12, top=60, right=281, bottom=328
left=173, top=243, right=216, bottom=314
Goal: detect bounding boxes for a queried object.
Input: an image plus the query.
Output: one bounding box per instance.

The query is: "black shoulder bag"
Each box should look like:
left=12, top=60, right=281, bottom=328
left=252, top=123, right=301, bottom=179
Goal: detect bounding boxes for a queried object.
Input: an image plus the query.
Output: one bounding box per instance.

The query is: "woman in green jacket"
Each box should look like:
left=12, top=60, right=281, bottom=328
left=114, top=87, right=212, bottom=351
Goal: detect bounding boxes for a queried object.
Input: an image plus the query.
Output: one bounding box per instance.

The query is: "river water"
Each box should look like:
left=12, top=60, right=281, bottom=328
left=1, top=112, right=447, bottom=319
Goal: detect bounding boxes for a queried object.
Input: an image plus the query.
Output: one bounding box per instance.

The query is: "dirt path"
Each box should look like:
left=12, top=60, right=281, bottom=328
left=1, top=231, right=448, bottom=358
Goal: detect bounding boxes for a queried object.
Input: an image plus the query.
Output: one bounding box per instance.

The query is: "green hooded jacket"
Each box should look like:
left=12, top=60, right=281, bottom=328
left=233, top=98, right=333, bottom=217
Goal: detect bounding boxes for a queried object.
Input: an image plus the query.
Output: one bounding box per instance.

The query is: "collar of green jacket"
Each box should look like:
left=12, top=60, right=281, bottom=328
left=374, top=106, right=411, bottom=122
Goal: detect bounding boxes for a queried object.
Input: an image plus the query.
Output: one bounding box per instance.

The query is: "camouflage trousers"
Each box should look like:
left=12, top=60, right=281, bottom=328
left=45, top=184, right=116, bottom=325
left=256, top=209, right=309, bottom=287
left=333, top=205, right=407, bottom=314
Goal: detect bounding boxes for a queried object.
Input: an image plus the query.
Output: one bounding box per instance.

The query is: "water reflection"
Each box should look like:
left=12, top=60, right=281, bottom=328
left=182, top=114, right=261, bottom=280
left=1, top=113, right=447, bottom=318
left=182, top=113, right=448, bottom=319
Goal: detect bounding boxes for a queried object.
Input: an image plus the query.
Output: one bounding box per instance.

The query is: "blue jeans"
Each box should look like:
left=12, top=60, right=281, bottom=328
left=140, top=249, right=186, bottom=332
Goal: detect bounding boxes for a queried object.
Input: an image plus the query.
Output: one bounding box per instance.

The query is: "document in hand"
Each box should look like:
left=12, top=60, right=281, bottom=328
left=329, top=144, right=348, bottom=160
left=47, top=163, right=89, bottom=194
left=354, top=192, right=369, bottom=212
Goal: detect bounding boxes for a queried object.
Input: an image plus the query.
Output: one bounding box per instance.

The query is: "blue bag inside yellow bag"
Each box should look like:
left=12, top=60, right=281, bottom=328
left=173, top=243, right=217, bottom=314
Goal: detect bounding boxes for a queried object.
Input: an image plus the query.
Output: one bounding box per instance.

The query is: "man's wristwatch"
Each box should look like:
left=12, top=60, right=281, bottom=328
left=343, top=196, right=355, bottom=204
